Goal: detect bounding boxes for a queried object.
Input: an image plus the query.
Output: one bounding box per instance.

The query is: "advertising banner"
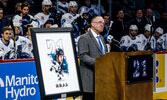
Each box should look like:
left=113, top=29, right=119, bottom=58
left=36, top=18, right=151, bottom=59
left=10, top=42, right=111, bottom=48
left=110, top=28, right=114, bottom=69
left=0, top=61, right=40, bottom=100
left=155, top=53, right=167, bottom=93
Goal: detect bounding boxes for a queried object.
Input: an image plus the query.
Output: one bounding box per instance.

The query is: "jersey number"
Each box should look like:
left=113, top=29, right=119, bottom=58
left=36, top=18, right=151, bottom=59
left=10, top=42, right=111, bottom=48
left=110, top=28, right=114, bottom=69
left=133, top=59, right=147, bottom=78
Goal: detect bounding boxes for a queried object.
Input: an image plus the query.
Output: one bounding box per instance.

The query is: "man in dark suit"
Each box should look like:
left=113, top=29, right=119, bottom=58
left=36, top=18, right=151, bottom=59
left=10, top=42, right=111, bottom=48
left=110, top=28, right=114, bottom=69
left=78, top=16, right=107, bottom=100
left=128, top=9, right=147, bottom=35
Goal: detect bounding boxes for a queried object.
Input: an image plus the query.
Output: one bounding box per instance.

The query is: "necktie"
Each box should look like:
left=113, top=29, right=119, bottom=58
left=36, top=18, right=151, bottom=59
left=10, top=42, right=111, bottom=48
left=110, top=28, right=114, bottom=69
left=97, top=36, right=105, bottom=55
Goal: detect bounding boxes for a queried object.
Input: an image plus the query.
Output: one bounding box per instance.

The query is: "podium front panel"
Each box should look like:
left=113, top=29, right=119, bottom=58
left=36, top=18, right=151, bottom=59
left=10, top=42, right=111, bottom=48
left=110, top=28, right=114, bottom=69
left=126, top=55, right=153, bottom=84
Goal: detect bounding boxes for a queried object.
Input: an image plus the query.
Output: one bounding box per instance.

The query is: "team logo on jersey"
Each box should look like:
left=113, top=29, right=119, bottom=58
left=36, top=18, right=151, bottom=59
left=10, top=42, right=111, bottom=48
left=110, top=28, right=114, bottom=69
left=1, top=48, right=4, bottom=51
left=28, top=43, right=31, bottom=48
left=0, top=78, right=4, bottom=87
left=86, top=8, right=88, bottom=11
left=128, top=40, right=130, bottom=43
left=69, top=16, right=72, bottom=19
left=41, top=16, right=44, bottom=20
left=20, top=19, right=22, bottom=23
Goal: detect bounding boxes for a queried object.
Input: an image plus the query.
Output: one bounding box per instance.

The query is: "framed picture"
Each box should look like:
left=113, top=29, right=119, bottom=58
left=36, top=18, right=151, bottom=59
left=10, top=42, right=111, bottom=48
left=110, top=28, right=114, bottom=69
left=31, top=28, right=82, bottom=100
left=126, top=55, right=153, bottom=84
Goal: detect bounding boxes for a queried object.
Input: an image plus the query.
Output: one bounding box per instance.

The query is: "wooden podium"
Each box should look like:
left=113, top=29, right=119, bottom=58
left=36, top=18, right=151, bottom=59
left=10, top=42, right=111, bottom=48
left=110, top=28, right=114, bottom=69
left=95, top=51, right=153, bottom=100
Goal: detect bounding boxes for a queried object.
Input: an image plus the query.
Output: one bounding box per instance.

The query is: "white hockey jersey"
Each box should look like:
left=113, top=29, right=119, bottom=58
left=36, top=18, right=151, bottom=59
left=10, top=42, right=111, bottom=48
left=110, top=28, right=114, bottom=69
left=90, top=4, right=105, bottom=16
left=120, top=35, right=139, bottom=51
left=136, top=34, right=156, bottom=51
left=15, top=36, right=34, bottom=58
left=34, top=12, right=50, bottom=28
left=61, top=13, right=79, bottom=27
left=157, top=33, right=167, bottom=51
left=58, top=1, right=69, bottom=14
left=12, top=14, right=39, bottom=28
left=0, top=38, right=14, bottom=59
left=78, top=6, right=90, bottom=14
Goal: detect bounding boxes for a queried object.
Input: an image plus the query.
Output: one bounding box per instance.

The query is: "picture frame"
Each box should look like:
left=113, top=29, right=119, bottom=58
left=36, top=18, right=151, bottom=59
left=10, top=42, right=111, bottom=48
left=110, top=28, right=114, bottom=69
left=31, top=28, right=82, bottom=100
left=126, top=55, right=153, bottom=84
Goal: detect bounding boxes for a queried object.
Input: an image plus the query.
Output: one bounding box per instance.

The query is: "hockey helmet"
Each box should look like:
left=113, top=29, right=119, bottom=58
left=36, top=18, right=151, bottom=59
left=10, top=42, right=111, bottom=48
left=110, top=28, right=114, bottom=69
left=129, top=24, right=138, bottom=36
left=56, top=48, right=64, bottom=55
left=129, top=25, right=138, bottom=31
left=145, top=24, right=152, bottom=32
left=155, top=27, right=163, bottom=34
left=69, top=1, right=78, bottom=7
left=42, top=0, right=52, bottom=6
left=42, top=0, right=52, bottom=11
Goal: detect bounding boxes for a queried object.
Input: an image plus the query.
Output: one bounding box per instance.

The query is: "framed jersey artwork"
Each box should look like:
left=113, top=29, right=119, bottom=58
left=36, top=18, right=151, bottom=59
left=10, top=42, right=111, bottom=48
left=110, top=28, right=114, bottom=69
left=31, top=28, right=82, bottom=100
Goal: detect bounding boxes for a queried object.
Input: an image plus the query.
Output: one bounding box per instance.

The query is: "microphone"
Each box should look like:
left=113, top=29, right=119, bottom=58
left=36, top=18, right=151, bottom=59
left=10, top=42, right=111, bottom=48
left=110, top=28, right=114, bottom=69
left=104, top=34, right=120, bottom=44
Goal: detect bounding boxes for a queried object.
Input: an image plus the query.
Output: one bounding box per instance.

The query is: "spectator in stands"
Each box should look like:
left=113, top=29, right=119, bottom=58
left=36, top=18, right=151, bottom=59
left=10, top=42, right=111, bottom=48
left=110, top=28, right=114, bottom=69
left=0, top=0, right=10, bottom=15
left=133, top=0, right=146, bottom=10
left=0, top=27, right=14, bottom=59
left=0, top=7, right=8, bottom=38
left=58, top=0, right=69, bottom=14
left=110, top=10, right=128, bottom=42
left=61, top=1, right=79, bottom=27
left=144, top=8, right=154, bottom=25
left=128, top=9, right=147, bottom=34
left=157, top=2, right=164, bottom=15
left=156, top=11, right=167, bottom=33
left=14, top=2, right=22, bottom=15
left=102, top=12, right=110, bottom=36
left=149, top=2, right=161, bottom=20
left=34, top=0, right=52, bottom=28
left=110, top=10, right=128, bottom=51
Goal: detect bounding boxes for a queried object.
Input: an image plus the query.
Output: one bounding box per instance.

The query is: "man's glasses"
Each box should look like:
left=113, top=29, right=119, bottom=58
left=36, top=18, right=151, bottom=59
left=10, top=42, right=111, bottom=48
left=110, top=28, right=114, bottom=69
left=93, top=21, right=105, bottom=25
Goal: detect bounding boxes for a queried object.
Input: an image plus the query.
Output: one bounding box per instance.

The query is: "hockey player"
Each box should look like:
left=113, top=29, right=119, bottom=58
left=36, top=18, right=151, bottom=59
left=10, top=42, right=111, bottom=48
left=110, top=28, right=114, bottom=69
left=12, top=24, right=34, bottom=59
left=12, top=2, right=39, bottom=35
left=78, top=0, right=91, bottom=18
left=136, top=24, right=156, bottom=51
left=120, top=25, right=139, bottom=51
left=90, top=0, right=106, bottom=17
left=34, top=0, right=52, bottom=28
left=0, top=27, right=14, bottom=59
left=154, top=27, right=163, bottom=40
left=157, top=33, right=167, bottom=51
left=58, top=0, right=69, bottom=14
left=50, top=48, right=68, bottom=80
left=61, top=1, right=79, bottom=27
left=156, top=27, right=167, bottom=51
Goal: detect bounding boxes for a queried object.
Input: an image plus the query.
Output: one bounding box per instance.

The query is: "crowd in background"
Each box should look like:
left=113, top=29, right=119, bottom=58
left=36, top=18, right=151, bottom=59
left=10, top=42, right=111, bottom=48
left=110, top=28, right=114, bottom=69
left=0, top=0, right=167, bottom=60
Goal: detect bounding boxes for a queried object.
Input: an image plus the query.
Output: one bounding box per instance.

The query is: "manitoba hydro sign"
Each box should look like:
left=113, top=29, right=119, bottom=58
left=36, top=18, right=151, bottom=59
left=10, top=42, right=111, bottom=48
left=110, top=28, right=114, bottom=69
left=0, top=60, right=40, bottom=100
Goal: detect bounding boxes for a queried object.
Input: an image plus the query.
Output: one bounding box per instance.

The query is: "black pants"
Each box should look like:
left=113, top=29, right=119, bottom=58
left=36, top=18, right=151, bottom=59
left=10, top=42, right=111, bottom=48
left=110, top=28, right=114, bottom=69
left=83, top=92, right=95, bottom=100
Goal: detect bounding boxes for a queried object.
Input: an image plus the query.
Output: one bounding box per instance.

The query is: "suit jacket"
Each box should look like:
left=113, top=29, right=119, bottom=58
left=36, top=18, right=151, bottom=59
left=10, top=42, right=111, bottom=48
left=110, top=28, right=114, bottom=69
left=128, top=17, right=147, bottom=34
left=78, top=30, right=107, bottom=92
